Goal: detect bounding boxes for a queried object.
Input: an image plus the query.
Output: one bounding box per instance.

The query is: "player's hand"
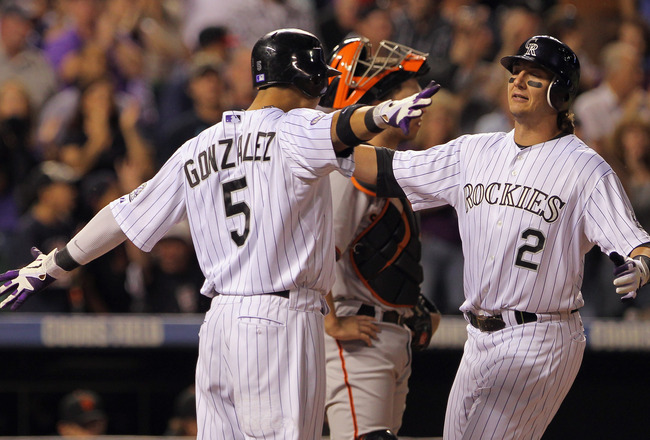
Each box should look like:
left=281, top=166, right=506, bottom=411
left=610, top=252, right=650, bottom=301
left=372, top=80, right=441, bottom=135
left=0, top=248, right=60, bottom=311
left=325, top=315, right=379, bottom=346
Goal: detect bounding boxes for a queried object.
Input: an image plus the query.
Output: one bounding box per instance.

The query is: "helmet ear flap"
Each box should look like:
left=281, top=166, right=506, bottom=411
left=319, top=76, right=340, bottom=108
left=547, top=76, right=571, bottom=111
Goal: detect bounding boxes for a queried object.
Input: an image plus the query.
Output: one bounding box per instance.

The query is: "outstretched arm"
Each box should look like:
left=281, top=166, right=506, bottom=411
left=0, top=206, right=127, bottom=310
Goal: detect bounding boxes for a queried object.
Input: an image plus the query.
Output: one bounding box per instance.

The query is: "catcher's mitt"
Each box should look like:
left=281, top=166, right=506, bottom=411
left=404, top=295, right=439, bottom=351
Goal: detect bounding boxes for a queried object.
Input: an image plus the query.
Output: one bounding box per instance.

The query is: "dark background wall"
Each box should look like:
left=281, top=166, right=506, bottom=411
left=1, top=314, right=649, bottom=438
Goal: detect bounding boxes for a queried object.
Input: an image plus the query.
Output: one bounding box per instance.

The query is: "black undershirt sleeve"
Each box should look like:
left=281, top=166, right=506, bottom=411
left=375, top=147, right=406, bottom=198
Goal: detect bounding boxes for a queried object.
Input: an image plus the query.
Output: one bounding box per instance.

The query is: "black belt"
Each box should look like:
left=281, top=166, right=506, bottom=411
left=465, top=309, right=579, bottom=333
left=465, top=310, right=537, bottom=332
left=357, top=304, right=404, bottom=325
left=268, top=290, right=290, bottom=299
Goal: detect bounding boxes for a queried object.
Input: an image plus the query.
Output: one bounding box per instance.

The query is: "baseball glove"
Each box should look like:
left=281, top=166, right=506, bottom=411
left=404, top=295, right=439, bottom=351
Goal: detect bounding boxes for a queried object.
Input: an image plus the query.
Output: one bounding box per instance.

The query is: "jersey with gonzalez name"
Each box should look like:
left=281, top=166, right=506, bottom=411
left=110, top=108, right=354, bottom=297
left=391, top=130, right=650, bottom=314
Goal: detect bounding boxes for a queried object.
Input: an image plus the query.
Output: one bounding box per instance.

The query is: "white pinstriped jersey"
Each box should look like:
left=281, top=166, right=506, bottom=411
left=390, top=130, right=650, bottom=314
left=110, top=108, right=354, bottom=297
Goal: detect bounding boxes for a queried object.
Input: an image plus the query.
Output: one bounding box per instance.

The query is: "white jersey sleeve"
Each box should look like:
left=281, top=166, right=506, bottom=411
left=583, top=172, right=650, bottom=255
left=279, top=108, right=354, bottom=179
left=390, top=134, right=482, bottom=211
left=110, top=147, right=188, bottom=252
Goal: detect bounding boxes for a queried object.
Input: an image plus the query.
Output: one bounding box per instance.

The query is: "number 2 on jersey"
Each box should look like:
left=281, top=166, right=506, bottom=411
left=222, top=176, right=250, bottom=246
left=515, top=228, right=546, bottom=271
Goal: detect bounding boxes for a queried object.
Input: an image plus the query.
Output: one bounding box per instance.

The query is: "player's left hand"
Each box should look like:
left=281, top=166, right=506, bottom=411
left=325, top=315, right=380, bottom=347
left=610, top=252, right=650, bottom=301
left=0, top=248, right=59, bottom=311
left=372, top=80, right=441, bottom=135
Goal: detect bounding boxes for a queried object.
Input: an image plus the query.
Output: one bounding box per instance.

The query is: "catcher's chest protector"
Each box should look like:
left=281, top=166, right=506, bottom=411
left=349, top=197, right=423, bottom=307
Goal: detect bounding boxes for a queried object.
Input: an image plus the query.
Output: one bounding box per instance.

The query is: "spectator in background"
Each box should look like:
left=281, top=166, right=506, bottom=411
left=544, top=3, right=600, bottom=92
left=0, top=80, right=38, bottom=240
left=413, top=89, right=465, bottom=314
left=0, top=2, right=58, bottom=112
left=608, top=117, right=650, bottom=240
left=157, top=25, right=233, bottom=131
left=42, top=0, right=102, bottom=85
left=56, top=76, right=153, bottom=183
left=75, top=171, right=141, bottom=313
left=181, top=0, right=317, bottom=49
left=223, top=45, right=256, bottom=110
left=142, top=220, right=207, bottom=314
left=317, top=0, right=363, bottom=53
left=350, top=3, right=393, bottom=53
left=610, top=116, right=650, bottom=318
left=165, top=386, right=197, bottom=437
left=56, top=389, right=108, bottom=437
left=37, top=40, right=111, bottom=153
left=6, top=161, right=78, bottom=312
left=433, top=3, right=496, bottom=133
left=573, top=41, right=647, bottom=152
left=157, top=53, right=227, bottom=167
left=391, top=0, right=454, bottom=86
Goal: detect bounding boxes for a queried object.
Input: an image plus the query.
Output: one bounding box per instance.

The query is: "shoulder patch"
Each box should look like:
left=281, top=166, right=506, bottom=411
left=311, top=114, right=325, bottom=125
left=129, top=182, right=147, bottom=202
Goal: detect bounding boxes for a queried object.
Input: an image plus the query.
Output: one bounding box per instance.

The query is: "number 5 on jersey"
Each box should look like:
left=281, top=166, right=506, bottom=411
left=223, top=176, right=250, bottom=246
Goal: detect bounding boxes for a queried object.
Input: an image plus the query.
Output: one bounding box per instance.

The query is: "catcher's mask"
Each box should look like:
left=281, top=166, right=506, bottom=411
left=500, top=35, right=580, bottom=112
left=251, top=28, right=341, bottom=98
left=319, top=37, right=429, bottom=109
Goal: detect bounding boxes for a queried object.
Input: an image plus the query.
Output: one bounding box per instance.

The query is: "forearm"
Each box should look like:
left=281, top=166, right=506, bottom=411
left=62, top=205, right=128, bottom=267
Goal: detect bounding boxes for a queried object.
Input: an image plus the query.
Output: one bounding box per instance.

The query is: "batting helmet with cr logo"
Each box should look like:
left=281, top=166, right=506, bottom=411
left=500, top=35, right=580, bottom=111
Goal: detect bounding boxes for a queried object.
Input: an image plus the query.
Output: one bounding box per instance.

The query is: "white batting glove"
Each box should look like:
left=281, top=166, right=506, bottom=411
left=372, top=80, right=441, bottom=135
left=0, top=248, right=67, bottom=311
left=610, top=252, right=650, bottom=301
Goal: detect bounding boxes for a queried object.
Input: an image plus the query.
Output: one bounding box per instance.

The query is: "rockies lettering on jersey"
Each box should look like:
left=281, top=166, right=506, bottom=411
left=184, top=132, right=276, bottom=188
left=463, top=182, right=565, bottom=223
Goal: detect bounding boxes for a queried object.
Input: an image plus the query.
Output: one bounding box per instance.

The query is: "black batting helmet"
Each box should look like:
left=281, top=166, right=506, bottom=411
left=500, top=35, right=580, bottom=111
left=251, top=28, right=341, bottom=98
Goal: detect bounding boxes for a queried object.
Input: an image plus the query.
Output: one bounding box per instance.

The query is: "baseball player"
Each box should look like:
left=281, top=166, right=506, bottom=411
left=319, top=37, right=441, bottom=440
left=352, top=35, right=650, bottom=439
left=0, top=28, right=439, bottom=440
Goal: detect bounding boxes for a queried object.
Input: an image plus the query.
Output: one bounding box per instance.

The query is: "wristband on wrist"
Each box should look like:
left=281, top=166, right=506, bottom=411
left=55, top=246, right=81, bottom=272
left=364, top=108, right=383, bottom=133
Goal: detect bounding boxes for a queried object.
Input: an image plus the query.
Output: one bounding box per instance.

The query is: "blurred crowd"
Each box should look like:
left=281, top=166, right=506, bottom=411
left=0, top=0, right=649, bottom=318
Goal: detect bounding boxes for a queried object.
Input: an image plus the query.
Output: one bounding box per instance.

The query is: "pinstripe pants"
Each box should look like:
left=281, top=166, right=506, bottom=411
left=196, top=290, right=327, bottom=440
left=444, top=312, right=585, bottom=440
